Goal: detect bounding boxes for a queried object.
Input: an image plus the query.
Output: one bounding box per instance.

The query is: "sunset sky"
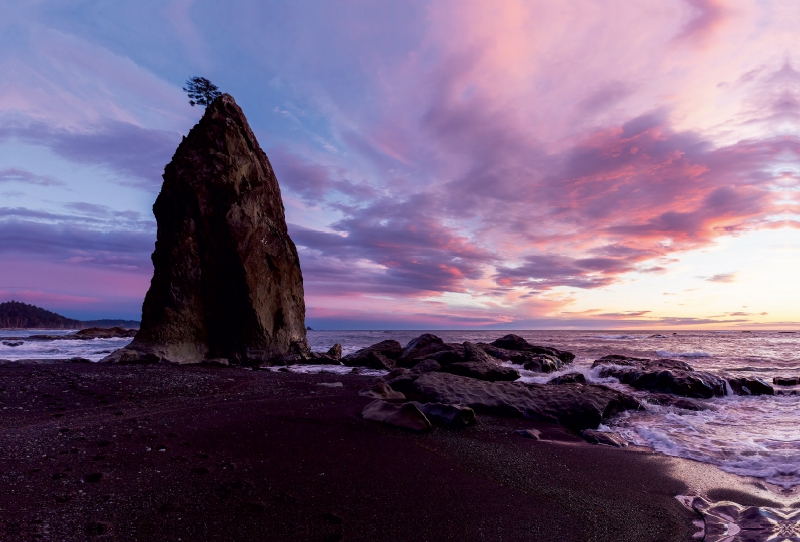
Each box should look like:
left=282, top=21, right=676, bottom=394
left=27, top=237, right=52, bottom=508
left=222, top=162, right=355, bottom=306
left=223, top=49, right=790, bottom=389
left=2, top=0, right=798, bottom=329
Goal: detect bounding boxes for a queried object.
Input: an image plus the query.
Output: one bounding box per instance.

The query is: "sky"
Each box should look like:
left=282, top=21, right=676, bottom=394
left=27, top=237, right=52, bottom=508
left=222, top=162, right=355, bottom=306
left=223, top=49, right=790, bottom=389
left=1, top=0, right=799, bottom=329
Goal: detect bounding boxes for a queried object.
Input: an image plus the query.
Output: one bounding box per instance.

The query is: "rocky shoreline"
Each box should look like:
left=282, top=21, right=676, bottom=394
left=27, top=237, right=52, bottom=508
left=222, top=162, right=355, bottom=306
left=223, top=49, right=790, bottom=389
left=1, top=332, right=793, bottom=540
left=0, top=360, right=701, bottom=541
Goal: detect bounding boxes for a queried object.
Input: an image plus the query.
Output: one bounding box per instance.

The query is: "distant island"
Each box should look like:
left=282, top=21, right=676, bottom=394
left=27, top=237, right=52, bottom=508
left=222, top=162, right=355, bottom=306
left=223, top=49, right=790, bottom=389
left=0, top=300, right=140, bottom=329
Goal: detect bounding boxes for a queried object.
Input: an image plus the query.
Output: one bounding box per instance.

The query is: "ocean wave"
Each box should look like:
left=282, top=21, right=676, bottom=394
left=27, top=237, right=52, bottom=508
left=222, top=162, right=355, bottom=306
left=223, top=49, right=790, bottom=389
left=656, top=349, right=712, bottom=358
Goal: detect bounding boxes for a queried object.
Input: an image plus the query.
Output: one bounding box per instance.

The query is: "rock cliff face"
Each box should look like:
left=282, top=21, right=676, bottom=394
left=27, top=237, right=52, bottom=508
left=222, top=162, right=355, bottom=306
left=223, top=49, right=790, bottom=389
left=105, top=94, right=307, bottom=364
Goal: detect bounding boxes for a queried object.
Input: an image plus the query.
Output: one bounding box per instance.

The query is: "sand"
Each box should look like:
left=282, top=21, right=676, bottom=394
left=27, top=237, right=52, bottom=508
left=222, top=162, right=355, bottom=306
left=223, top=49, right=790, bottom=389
left=0, top=360, right=775, bottom=541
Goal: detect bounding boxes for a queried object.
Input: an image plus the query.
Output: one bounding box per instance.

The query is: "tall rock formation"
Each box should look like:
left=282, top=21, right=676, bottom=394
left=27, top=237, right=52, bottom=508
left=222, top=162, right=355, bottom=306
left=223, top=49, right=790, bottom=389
left=105, top=94, right=307, bottom=364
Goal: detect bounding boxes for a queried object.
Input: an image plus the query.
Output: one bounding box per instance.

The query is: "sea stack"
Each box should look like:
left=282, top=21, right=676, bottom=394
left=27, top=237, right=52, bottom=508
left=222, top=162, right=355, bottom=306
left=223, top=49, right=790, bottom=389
left=104, top=94, right=307, bottom=364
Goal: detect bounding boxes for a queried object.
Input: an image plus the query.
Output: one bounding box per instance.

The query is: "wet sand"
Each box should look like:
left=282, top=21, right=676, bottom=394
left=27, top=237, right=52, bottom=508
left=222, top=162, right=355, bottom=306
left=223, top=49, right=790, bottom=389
left=0, top=361, right=769, bottom=541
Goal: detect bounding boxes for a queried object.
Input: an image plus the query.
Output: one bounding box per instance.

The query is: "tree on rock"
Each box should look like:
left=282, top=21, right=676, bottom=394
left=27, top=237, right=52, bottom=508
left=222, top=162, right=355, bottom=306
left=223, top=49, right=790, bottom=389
left=183, top=77, right=222, bottom=107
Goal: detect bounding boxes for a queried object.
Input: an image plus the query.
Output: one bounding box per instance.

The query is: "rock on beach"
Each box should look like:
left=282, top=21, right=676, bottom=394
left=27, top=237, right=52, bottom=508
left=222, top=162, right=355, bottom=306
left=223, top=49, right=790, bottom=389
left=103, top=94, right=307, bottom=366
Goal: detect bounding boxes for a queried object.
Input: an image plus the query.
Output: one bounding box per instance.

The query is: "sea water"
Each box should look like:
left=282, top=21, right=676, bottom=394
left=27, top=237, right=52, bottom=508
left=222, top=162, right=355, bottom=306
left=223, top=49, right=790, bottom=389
left=3, top=328, right=799, bottom=488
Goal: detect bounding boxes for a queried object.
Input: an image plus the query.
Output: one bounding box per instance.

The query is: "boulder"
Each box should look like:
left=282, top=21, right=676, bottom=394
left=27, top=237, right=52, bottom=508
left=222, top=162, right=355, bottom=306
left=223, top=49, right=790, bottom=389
left=103, top=94, right=306, bottom=365
left=326, top=344, right=342, bottom=360
left=644, top=394, right=711, bottom=411
left=411, top=402, right=477, bottom=429
left=408, top=372, right=640, bottom=431
left=478, top=342, right=566, bottom=373
left=489, top=334, right=576, bottom=364
left=592, top=354, right=692, bottom=371
left=382, top=368, right=410, bottom=380
left=72, top=327, right=138, bottom=339
left=582, top=429, right=627, bottom=447
left=592, top=356, right=726, bottom=399
left=410, top=359, right=442, bottom=374
left=401, top=333, right=443, bottom=357
left=462, top=342, right=497, bottom=364
left=383, top=373, right=420, bottom=396
left=361, top=400, right=431, bottom=432
left=345, top=350, right=395, bottom=371
left=773, top=376, right=800, bottom=386
left=548, top=373, right=586, bottom=385
left=397, top=334, right=465, bottom=367
left=342, top=340, right=402, bottom=369
left=522, top=354, right=563, bottom=373
left=442, top=362, right=520, bottom=382
left=727, top=377, right=773, bottom=396
left=358, top=382, right=406, bottom=401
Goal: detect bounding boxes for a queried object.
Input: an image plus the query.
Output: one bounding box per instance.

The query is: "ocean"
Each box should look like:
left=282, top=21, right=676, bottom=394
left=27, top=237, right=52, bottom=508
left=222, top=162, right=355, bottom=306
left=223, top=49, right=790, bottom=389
left=3, top=328, right=798, bottom=489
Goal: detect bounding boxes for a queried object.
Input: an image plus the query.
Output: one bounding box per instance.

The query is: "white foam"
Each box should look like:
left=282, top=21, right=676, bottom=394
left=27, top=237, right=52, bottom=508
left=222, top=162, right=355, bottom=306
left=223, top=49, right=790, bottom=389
left=611, top=394, right=800, bottom=488
left=656, top=349, right=712, bottom=358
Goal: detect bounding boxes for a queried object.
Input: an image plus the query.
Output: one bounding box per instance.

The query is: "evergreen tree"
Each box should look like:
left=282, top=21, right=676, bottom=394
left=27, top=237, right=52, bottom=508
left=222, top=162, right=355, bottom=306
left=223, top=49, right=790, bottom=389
left=183, top=77, right=222, bottom=107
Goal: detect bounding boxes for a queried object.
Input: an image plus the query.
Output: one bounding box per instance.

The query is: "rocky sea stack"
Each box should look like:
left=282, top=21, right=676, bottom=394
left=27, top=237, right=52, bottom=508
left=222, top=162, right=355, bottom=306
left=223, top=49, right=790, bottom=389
left=104, top=94, right=307, bottom=365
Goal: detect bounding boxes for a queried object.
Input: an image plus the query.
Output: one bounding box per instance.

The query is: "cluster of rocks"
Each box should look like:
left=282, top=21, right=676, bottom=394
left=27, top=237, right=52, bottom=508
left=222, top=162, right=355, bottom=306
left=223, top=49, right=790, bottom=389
left=340, top=332, right=572, bottom=376
left=592, top=355, right=774, bottom=398
left=345, top=333, right=642, bottom=437
left=343, top=334, right=789, bottom=446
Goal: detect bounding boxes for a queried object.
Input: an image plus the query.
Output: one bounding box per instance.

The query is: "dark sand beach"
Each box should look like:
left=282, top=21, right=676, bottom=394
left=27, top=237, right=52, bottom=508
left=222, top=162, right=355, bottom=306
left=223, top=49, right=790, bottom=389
left=0, top=360, right=751, bottom=541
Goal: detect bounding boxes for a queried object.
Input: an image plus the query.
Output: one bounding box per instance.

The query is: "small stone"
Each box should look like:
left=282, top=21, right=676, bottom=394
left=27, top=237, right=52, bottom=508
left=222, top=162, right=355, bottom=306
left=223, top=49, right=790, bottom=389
left=358, top=382, right=405, bottom=400
left=361, top=400, right=432, bottom=432
left=514, top=429, right=541, bottom=440
left=582, top=429, right=627, bottom=447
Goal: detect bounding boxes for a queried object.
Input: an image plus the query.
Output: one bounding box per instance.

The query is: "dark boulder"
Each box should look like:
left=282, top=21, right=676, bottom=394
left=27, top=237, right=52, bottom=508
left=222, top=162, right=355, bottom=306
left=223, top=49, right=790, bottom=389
left=411, top=402, right=477, bottom=429
left=343, top=350, right=396, bottom=371
left=490, top=334, right=576, bottom=364
left=592, top=355, right=692, bottom=372
left=400, top=333, right=443, bottom=358
left=423, top=344, right=467, bottom=366
left=478, top=342, right=567, bottom=373
left=727, top=377, right=773, bottom=396
left=383, top=372, right=420, bottom=396
left=592, top=356, right=726, bottom=399
left=342, top=340, right=402, bottom=369
left=522, top=353, right=562, bottom=373
left=382, top=368, right=410, bottom=380
left=773, top=376, right=800, bottom=386
left=72, top=327, right=138, bottom=339
left=410, top=359, right=442, bottom=374
left=645, top=394, right=711, bottom=411
left=326, top=344, right=342, bottom=360
left=462, top=342, right=497, bottom=364
left=442, top=362, right=520, bottom=382
left=358, top=382, right=406, bottom=401
left=103, top=94, right=307, bottom=365
left=361, top=400, right=431, bottom=432
left=548, top=373, right=586, bottom=385
left=408, top=372, right=640, bottom=431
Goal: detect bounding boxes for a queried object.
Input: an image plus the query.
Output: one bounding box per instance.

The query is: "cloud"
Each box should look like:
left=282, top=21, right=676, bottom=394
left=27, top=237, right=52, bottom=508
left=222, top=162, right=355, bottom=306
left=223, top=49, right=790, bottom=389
left=0, top=167, right=64, bottom=186
left=706, top=272, right=737, bottom=283
left=270, top=148, right=378, bottom=205
left=675, top=0, right=727, bottom=42
left=1, top=119, right=180, bottom=188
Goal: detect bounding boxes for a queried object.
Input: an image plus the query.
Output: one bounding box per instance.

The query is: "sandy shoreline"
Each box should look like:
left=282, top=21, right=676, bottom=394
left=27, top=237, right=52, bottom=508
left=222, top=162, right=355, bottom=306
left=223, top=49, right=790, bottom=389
left=0, top=360, right=785, bottom=541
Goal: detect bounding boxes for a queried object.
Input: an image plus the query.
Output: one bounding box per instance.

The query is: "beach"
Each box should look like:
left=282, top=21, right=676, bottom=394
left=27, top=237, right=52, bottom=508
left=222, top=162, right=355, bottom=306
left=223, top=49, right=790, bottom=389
left=1, top=359, right=774, bottom=541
